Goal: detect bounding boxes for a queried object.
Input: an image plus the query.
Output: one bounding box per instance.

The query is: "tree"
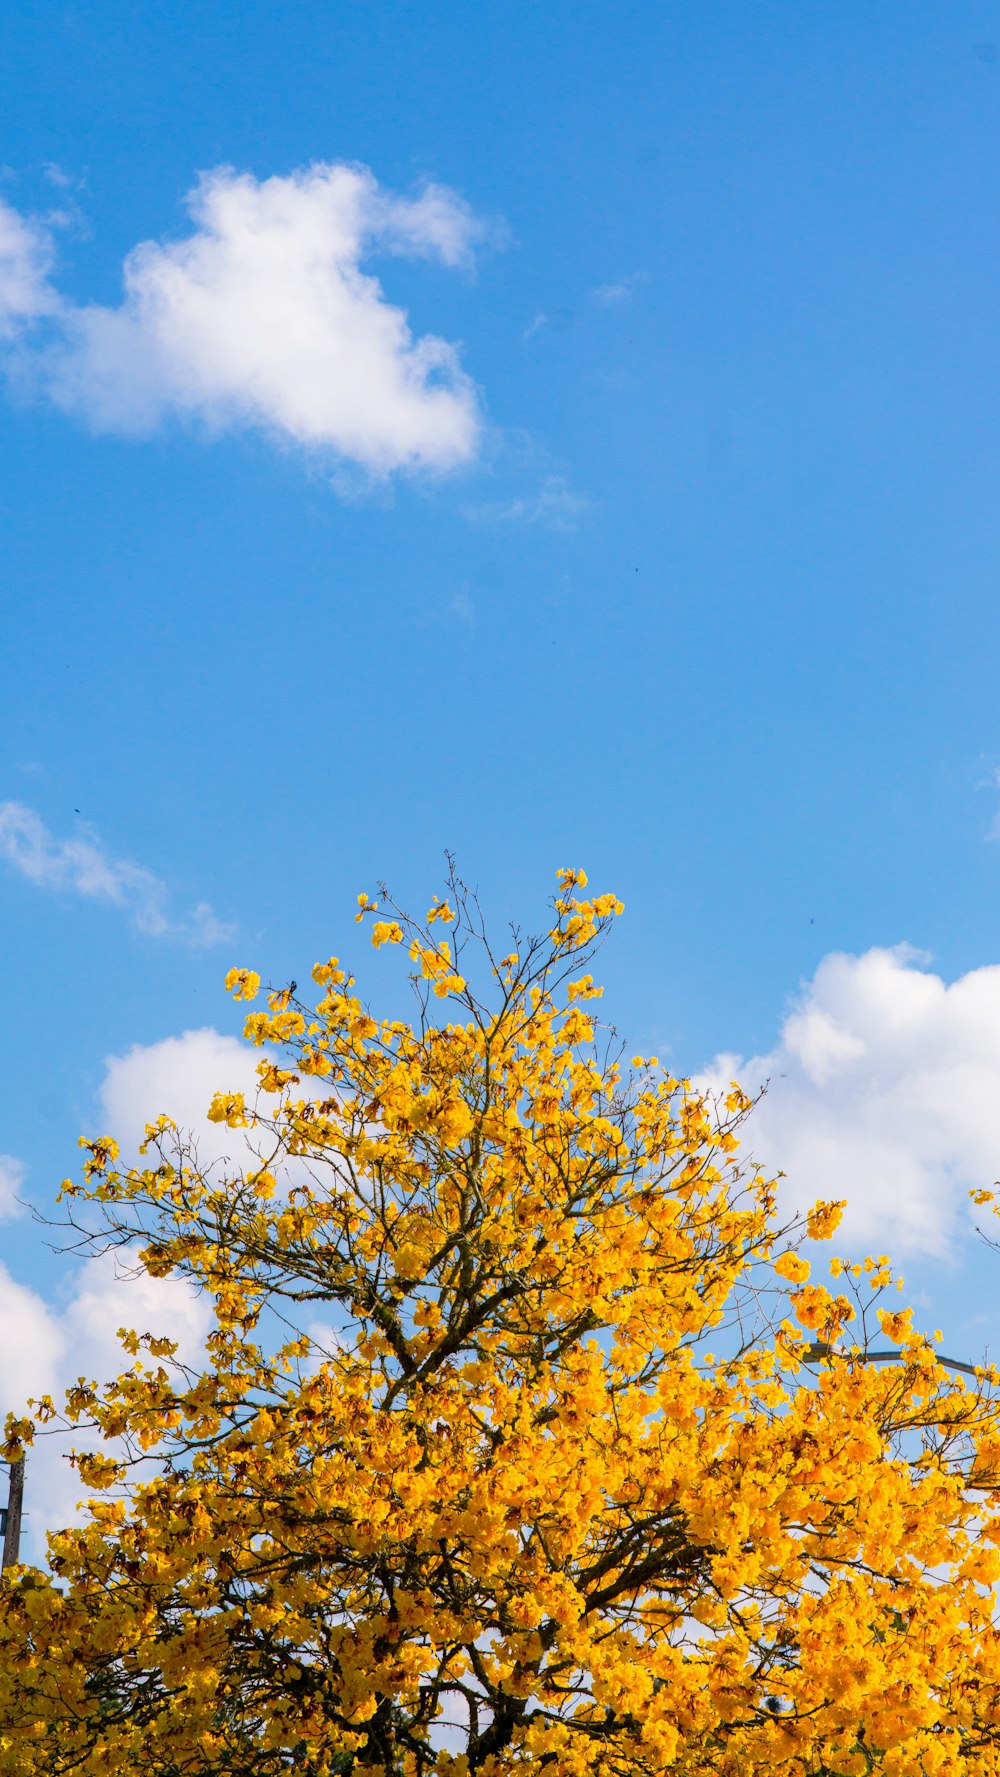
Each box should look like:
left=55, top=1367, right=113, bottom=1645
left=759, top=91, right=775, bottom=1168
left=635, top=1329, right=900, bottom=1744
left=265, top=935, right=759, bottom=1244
left=3, top=867, right=1000, bottom=1777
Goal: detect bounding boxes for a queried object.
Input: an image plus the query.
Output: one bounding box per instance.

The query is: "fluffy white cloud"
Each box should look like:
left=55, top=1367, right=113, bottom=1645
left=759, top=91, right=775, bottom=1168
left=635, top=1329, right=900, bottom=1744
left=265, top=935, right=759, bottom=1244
left=700, top=945, right=1000, bottom=1257
left=1, top=1030, right=253, bottom=1558
left=97, top=1024, right=265, bottom=1165
left=0, top=1254, right=212, bottom=1559
left=0, top=801, right=233, bottom=946
left=96, top=1024, right=339, bottom=1219
left=0, top=163, right=485, bottom=475
left=0, top=1267, right=67, bottom=1408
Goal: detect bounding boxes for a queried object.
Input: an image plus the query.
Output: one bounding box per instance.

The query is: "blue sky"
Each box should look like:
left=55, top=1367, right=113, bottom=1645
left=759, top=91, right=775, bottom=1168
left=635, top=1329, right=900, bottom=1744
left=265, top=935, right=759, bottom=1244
left=5, top=0, right=1000, bottom=1535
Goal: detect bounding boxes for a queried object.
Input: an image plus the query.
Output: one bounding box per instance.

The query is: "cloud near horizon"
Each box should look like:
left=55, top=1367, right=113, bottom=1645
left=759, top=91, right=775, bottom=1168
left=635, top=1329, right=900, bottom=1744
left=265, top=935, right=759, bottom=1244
left=0, top=801, right=233, bottom=945
left=699, top=944, right=1000, bottom=1258
left=0, top=1251, right=212, bottom=1559
left=0, top=1029, right=259, bottom=1555
left=0, top=162, right=486, bottom=476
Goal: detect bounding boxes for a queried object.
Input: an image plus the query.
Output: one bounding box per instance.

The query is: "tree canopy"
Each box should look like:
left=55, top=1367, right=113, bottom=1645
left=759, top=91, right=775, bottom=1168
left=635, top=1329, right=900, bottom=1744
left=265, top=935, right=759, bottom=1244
left=4, top=869, right=1000, bottom=1777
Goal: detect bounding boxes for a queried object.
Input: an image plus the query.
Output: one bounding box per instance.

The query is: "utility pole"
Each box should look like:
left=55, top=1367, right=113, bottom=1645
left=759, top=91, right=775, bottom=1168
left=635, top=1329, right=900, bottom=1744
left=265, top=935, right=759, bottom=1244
left=1, top=1456, right=24, bottom=1569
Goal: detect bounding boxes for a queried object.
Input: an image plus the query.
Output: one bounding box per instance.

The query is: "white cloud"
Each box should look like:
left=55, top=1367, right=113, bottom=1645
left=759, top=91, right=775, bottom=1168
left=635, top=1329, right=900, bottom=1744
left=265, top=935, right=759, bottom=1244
left=0, top=202, right=59, bottom=339
left=467, top=473, right=590, bottom=529
left=592, top=280, right=631, bottom=307
left=983, top=764, right=1000, bottom=839
left=97, top=1025, right=265, bottom=1166
left=0, top=1253, right=212, bottom=1559
left=0, top=801, right=233, bottom=946
left=60, top=1257, right=212, bottom=1401
left=1, top=1029, right=257, bottom=1558
left=0, top=1265, right=70, bottom=1463
left=185, top=902, right=236, bottom=947
left=0, top=162, right=486, bottom=476
left=592, top=273, right=643, bottom=308
left=96, top=1024, right=331, bottom=1217
left=700, top=946, right=1000, bottom=1257
left=0, top=1021, right=330, bottom=1556
left=448, top=587, right=474, bottom=624
left=0, top=1155, right=26, bottom=1219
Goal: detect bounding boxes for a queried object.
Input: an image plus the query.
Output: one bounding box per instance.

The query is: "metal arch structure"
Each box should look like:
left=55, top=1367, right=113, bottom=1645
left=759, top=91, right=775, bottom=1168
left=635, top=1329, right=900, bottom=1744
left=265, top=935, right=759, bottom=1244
left=802, top=1341, right=980, bottom=1377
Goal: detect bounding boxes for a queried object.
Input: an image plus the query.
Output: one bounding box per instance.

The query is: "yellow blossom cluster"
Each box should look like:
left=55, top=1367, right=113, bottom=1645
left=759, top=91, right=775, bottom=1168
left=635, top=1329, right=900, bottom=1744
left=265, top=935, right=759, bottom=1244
left=3, top=870, right=1000, bottom=1777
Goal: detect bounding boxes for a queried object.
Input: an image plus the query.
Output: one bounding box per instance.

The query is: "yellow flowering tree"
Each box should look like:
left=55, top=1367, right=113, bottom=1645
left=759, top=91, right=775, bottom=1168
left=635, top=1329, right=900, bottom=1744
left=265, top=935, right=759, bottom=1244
left=3, top=868, right=1000, bottom=1777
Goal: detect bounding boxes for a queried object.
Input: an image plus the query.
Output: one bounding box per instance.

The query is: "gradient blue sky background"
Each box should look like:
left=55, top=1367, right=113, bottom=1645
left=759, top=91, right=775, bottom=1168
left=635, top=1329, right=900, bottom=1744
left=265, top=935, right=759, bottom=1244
left=5, top=1, right=1000, bottom=1534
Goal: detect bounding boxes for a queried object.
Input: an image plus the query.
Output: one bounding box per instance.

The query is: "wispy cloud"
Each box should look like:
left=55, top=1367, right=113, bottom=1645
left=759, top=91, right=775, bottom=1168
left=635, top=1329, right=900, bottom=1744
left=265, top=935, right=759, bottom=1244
left=0, top=1154, right=25, bottom=1219
left=0, top=162, right=492, bottom=478
left=591, top=273, right=643, bottom=308
left=466, top=473, right=590, bottom=530
left=0, top=801, right=233, bottom=946
left=0, top=201, right=60, bottom=340
left=983, top=764, right=1000, bottom=839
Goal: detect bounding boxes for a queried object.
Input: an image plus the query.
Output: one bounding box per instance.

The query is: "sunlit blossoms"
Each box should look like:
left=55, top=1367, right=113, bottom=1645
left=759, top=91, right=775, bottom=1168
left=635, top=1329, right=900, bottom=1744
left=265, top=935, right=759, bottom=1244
left=3, top=870, right=1000, bottom=1776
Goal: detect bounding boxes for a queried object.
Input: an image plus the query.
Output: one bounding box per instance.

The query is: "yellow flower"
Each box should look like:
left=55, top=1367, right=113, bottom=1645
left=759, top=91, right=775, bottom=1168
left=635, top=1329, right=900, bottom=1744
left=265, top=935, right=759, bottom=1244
left=807, top=1198, right=845, bottom=1240
left=877, top=1306, right=914, bottom=1345
left=224, top=966, right=261, bottom=1001
left=774, top=1250, right=810, bottom=1285
left=206, top=1091, right=249, bottom=1127
left=7, top=869, right=1000, bottom=1777
left=371, top=920, right=404, bottom=947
